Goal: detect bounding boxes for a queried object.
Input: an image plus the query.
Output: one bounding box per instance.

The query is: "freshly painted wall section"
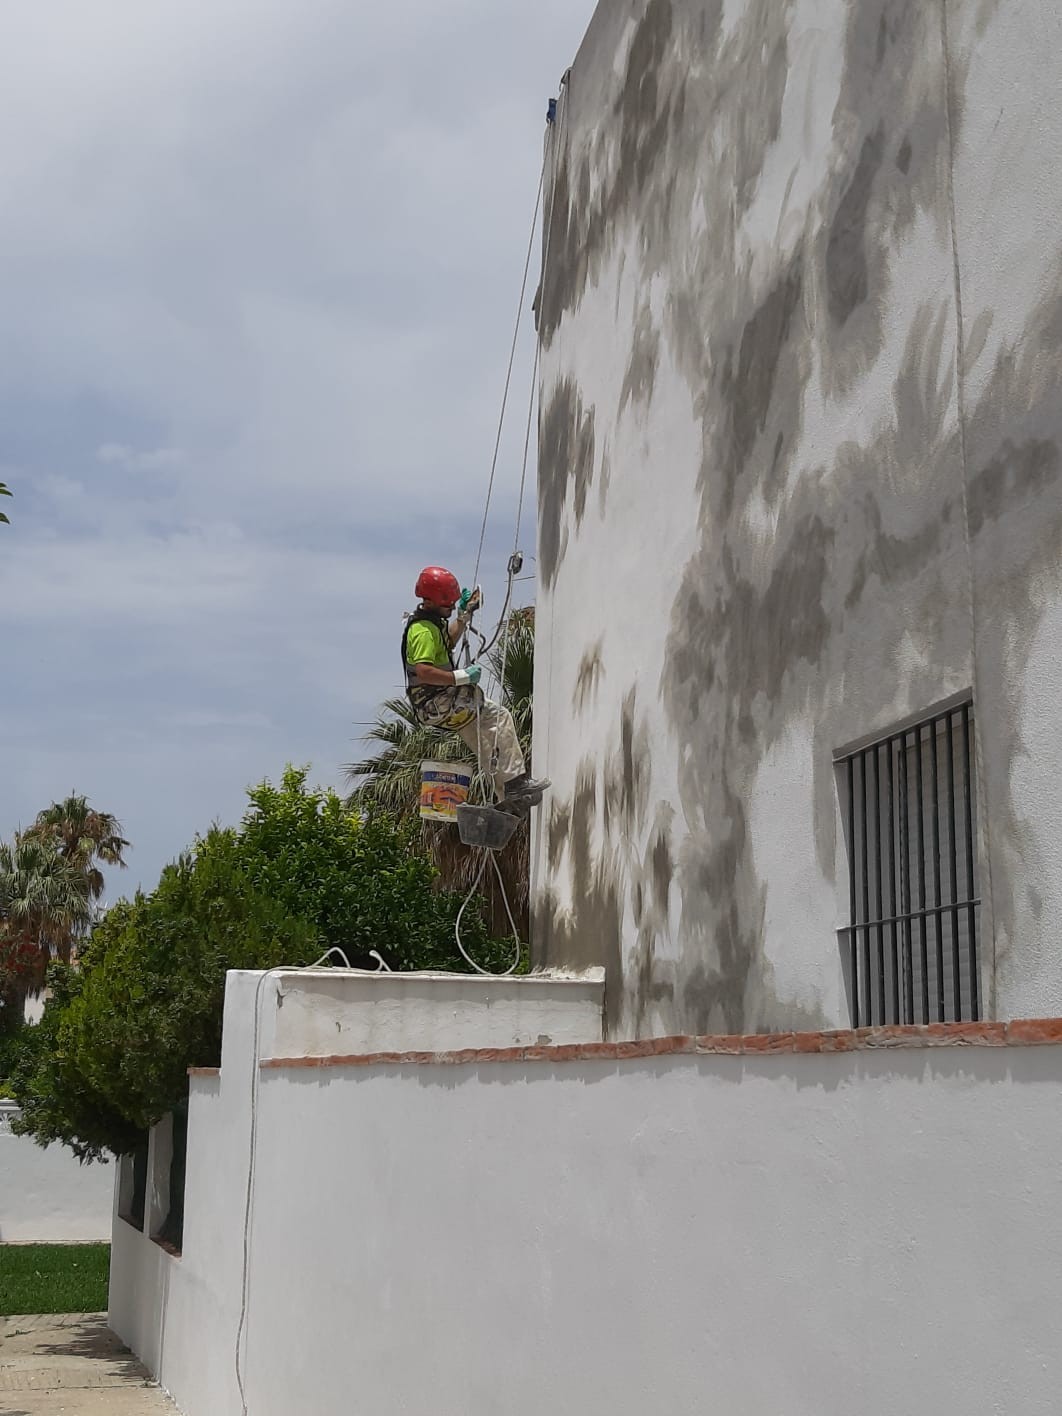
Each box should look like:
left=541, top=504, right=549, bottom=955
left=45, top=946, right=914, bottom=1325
left=532, top=0, right=1062, bottom=1035
left=0, top=1103, right=113, bottom=1243
left=270, top=967, right=606, bottom=1057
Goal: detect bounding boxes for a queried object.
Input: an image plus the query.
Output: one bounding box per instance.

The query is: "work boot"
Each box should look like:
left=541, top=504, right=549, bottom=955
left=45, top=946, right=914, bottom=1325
left=498, top=773, right=550, bottom=812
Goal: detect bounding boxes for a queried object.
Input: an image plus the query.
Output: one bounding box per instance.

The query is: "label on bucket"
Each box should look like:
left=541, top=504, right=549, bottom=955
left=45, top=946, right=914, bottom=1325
left=419, top=761, right=472, bottom=822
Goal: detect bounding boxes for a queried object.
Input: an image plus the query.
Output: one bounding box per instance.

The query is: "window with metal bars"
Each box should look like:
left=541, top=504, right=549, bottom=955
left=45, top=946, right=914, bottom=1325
left=838, top=699, right=981, bottom=1027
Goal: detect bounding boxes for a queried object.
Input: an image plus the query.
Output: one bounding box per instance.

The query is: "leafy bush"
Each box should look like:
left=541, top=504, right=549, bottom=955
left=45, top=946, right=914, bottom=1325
left=235, top=768, right=498, bottom=973
left=11, top=768, right=499, bottom=1160
left=0, top=1022, right=26, bottom=1098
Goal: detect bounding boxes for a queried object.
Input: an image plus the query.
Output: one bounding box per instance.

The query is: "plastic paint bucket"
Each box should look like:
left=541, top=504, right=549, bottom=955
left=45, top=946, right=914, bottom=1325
left=419, top=760, right=473, bottom=823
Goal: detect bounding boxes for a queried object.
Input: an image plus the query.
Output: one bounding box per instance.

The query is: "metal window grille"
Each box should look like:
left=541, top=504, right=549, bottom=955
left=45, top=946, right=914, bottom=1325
left=838, top=701, right=981, bottom=1026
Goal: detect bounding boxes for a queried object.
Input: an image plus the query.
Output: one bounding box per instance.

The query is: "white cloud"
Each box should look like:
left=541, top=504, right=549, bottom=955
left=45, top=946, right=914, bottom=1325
left=97, top=444, right=185, bottom=471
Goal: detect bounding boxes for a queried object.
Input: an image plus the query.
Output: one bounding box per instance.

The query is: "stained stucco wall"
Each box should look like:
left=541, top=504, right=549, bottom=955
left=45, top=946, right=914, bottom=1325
left=532, top=0, right=1062, bottom=1036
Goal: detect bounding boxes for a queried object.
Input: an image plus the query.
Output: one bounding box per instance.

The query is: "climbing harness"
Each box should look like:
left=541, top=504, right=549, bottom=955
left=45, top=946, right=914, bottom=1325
left=400, top=606, right=477, bottom=729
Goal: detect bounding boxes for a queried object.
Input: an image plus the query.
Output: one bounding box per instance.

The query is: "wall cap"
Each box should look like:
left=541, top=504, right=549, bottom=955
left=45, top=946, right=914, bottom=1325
left=248, top=1018, right=1062, bottom=1072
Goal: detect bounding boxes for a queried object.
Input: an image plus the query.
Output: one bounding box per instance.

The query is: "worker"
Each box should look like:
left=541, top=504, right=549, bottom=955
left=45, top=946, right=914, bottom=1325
left=402, top=565, right=549, bottom=810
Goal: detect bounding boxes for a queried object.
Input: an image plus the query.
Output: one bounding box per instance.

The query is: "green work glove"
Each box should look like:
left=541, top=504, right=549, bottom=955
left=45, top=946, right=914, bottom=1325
left=454, top=664, right=482, bottom=687
left=457, top=586, right=482, bottom=615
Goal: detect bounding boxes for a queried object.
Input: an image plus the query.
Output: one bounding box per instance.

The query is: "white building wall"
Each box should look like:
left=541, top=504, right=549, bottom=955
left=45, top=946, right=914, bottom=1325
left=0, top=1102, right=113, bottom=1243
left=110, top=974, right=1062, bottom=1416
left=532, top=0, right=1062, bottom=1036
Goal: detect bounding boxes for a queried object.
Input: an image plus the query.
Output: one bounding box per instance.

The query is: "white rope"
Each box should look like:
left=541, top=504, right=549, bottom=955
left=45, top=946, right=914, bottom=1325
left=454, top=847, right=522, bottom=976
left=494, top=88, right=566, bottom=731
left=472, top=152, right=547, bottom=591
left=494, top=334, right=542, bottom=705
left=455, top=88, right=568, bottom=978
left=490, top=849, right=523, bottom=963
left=464, top=143, right=549, bottom=815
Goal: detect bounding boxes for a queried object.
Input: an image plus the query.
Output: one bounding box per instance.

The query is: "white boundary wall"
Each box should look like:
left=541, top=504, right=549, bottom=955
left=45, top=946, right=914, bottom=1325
left=109, top=968, right=606, bottom=1415
left=0, top=1102, right=113, bottom=1243
left=109, top=969, right=1062, bottom=1416
left=247, top=1043, right=1062, bottom=1416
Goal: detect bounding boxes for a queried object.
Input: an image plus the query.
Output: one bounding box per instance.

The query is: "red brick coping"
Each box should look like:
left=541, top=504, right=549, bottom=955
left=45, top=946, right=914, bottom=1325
left=220, top=1018, right=1062, bottom=1074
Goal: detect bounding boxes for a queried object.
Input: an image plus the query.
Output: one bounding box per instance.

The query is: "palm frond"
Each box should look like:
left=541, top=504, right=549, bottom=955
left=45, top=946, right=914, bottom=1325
left=0, top=832, right=93, bottom=978
left=22, top=795, right=129, bottom=908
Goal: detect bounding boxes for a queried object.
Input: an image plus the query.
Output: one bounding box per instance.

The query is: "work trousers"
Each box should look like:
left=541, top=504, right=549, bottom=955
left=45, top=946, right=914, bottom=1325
left=453, top=695, right=526, bottom=801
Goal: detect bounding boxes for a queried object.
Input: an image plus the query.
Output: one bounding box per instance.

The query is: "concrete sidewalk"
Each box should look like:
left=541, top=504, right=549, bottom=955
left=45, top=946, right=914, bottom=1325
left=0, top=1313, right=177, bottom=1413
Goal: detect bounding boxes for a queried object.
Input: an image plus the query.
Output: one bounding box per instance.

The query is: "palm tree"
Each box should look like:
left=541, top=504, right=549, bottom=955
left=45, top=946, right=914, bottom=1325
left=0, top=835, right=93, bottom=1012
left=24, top=795, right=129, bottom=914
left=345, top=609, right=537, bottom=940
left=0, top=481, right=11, bottom=525
left=0, top=797, right=125, bottom=1030
left=347, top=697, right=477, bottom=813
left=491, top=606, right=534, bottom=746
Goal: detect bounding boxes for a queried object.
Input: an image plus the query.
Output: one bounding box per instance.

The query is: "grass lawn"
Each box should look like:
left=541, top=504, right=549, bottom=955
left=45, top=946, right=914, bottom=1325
left=0, top=1243, right=110, bottom=1315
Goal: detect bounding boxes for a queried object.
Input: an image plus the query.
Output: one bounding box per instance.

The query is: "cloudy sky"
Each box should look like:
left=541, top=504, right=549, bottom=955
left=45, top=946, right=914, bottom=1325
left=0, top=1, right=592, bottom=896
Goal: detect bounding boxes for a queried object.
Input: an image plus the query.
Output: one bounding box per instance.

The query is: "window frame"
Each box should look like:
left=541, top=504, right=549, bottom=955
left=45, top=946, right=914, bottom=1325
left=835, top=695, right=982, bottom=1027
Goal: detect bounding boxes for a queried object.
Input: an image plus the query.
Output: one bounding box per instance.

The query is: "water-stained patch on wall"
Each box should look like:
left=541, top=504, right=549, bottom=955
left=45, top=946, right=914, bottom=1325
left=533, top=757, right=625, bottom=1029
left=573, top=640, right=606, bottom=714
left=827, top=127, right=885, bottom=328
left=967, top=439, right=1061, bottom=535
left=613, top=0, right=676, bottom=212
left=534, top=699, right=678, bottom=1035
left=620, top=302, right=662, bottom=416
left=717, top=254, right=804, bottom=518
left=538, top=0, right=701, bottom=348
left=539, top=377, right=597, bottom=589
left=603, top=689, right=650, bottom=839
left=816, top=0, right=956, bottom=398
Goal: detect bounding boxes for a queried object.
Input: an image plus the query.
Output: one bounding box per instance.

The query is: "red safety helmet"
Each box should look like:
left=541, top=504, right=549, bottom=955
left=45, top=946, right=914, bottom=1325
left=415, top=565, right=461, bottom=609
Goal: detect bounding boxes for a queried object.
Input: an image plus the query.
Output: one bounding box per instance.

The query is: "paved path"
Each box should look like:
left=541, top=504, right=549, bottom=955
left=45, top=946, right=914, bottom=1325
left=0, top=1313, right=178, bottom=1413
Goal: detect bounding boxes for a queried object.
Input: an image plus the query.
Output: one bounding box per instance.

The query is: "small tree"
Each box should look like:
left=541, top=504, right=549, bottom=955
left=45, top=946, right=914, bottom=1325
left=10, top=768, right=500, bottom=1160
left=10, top=835, right=315, bottom=1159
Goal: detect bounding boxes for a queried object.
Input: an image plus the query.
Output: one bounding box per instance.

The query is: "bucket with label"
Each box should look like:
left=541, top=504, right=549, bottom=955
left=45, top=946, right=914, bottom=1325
left=419, top=760, right=473, bottom=823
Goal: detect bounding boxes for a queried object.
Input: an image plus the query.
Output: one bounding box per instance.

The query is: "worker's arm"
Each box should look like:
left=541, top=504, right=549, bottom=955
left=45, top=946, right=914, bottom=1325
left=412, top=662, right=481, bottom=688
left=447, top=587, right=482, bottom=647
left=413, top=662, right=458, bottom=687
